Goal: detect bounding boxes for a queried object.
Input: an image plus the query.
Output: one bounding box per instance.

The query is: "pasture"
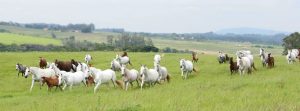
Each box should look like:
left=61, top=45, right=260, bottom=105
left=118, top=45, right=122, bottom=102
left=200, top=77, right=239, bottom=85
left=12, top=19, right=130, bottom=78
left=0, top=33, right=62, bottom=46
left=0, top=52, right=300, bottom=111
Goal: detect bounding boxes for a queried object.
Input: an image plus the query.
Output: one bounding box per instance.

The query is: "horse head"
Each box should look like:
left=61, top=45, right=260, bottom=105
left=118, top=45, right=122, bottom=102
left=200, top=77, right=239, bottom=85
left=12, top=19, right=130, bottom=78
left=140, top=65, right=148, bottom=77
left=121, top=65, right=126, bottom=76
left=179, top=59, right=185, bottom=69
left=24, top=67, right=31, bottom=78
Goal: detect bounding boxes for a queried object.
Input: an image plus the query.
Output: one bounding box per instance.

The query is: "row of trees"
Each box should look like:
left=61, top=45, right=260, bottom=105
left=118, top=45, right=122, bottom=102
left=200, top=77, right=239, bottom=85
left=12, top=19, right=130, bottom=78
left=282, top=32, right=300, bottom=54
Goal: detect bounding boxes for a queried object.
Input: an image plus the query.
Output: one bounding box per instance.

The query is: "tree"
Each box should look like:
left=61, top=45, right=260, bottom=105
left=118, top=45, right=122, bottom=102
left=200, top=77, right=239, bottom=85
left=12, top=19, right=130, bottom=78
left=106, top=35, right=114, bottom=45
left=282, top=32, right=300, bottom=54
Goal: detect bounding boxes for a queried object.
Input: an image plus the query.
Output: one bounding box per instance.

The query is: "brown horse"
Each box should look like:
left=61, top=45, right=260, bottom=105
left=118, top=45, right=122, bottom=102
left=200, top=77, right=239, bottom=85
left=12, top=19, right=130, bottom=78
left=229, top=57, right=239, bottom=75
left=192, top=52, right=198, bottom=63
left=41, top=76, right=62, bottom=91
left=86, top=76, right=95, bottom=87
left=267, top=53, right=275, bottom=68
left=55, top=59, right=77, bottom=72
left=225, top=54, right=229, bottom=62
left=39, top=57, right=47, bottom=69
left=121, top=51, right=128, bottom=57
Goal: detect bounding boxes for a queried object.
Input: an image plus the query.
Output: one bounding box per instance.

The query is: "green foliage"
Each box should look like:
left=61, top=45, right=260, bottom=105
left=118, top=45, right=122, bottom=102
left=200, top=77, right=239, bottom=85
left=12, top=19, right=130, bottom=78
left=0, top=33, right=62, bottom=46
left=282, top=32, right=300, bottom=54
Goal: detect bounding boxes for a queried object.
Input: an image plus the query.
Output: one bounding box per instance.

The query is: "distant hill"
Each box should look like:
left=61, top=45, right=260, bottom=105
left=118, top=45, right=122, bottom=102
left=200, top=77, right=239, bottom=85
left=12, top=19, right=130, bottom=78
left=216, top=27, right=290, bottom=35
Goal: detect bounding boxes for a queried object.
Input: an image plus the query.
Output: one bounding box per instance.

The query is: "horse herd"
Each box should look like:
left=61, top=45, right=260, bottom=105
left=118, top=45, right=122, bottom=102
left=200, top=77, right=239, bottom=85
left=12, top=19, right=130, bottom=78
left=15, top=48, right=300, bottom=93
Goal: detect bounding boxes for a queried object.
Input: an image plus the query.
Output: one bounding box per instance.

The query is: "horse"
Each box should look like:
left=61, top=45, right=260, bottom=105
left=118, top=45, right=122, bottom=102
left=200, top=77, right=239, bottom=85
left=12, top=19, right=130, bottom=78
left=120, top=65, right=140, bottom=91
left=16, top=63, right=26, bottom=77
left=54, top=59, right=77, bottom=72
left=111, top=59, right=121, bottom=71
left=267, top=53, right=274, bottom=68
left=236, top=50, right=256, bottom=70
left=229, top=57, right=239, bottom=75
left=218, top=51, right=226, bottom=64
left=286, top=49, right=299, bottom=64
left=154, top=62, right=170, bottom=83
left=121, top=51, right=128, bottom=57
left=89, top=67, right=122, bottom=93
left=41, top=75, right=63, bottom=91
left=192, top=52, right=198, bottom=63
left=154, top=54, right=161, bottom=64
left=140, top=65, right=160, bottom=90
left=39, top=57, right=47, bottom=69
left=225, top=54, right=229, bottom=61
left=179, top=59, right=196, bottom=80
left=86, top=76, right=95, bottom=87
left=51, top=63, right=88, bottom=90
left=237, top=57, right=252, bottom=76
left=84, top=54, right=92, bottom=65
left=259, top=48, right=269, bottom=67
left=116, top=54, right=132, bottom=66
left=24, top=67, right=56, bottom=92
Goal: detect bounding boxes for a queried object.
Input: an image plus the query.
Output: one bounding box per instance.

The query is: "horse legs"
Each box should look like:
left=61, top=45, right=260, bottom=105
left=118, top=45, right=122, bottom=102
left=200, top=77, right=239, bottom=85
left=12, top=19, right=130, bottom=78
left=94, top=82, right=101, bottom=93
left=62, top=84, right=67, bottom=90
left=111, top=79, right=116, bottom=88
left=184, top=72, right=188, bottom=80
left=30, top=80, right=35, bottom=92
left=136, top=80, right=140, bottom=87
left=140, top=80, right=144, bottom=90
left=125, top=82, right=129, bottom=91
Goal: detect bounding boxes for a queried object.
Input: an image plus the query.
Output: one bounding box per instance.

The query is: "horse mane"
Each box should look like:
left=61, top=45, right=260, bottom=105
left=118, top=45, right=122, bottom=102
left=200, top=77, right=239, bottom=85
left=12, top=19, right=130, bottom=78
left=121, top=52, right=128, bottom=57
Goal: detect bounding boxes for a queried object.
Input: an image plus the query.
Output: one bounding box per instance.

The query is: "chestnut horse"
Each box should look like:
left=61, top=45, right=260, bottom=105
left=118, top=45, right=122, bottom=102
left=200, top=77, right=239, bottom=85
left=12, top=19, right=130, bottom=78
left=192, top=52, right=198, bottom=63
left=41, top=76, right=63, bottom=91
left=54, top=59, right=77, bottom=72
left=267, top=53, right=275, bottom=68
left=39, top=57, right=47, bottom=69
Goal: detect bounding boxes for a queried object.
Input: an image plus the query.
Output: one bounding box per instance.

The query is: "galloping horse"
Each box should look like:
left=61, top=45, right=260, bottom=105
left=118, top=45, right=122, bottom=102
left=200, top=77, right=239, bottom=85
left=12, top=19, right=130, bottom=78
left=84, top=54, right=92, bottom=65
left=111, top=59, right=121, bottom=71
left=179, top=59, right=196, bottom=79
left=267, top=53, right=274, bottom=68
left=39, top=57, right=47, bottom=69
left=192, top=52, right=198, bottom=63
left=237, top=57, right=252, bottom=75
left=116, top=54, right=132, bottom=66
left=229, top=57, right=239, bottom=75
left=259, top=48, right=269, bottom=67
left=121, top=65, right=140, bottom=91
left=286, top=49, right=299, bottom=64
left=140, top=65, right=160, bottom=90
left=54, top=59, right=77, bottom=72
left=236, top=50, right=256, bottom=70
left=154, top=62, right=170, bottom=82
left=24, top=67, right=56, bottom=92
left=16, top=63, right=26, bottom=77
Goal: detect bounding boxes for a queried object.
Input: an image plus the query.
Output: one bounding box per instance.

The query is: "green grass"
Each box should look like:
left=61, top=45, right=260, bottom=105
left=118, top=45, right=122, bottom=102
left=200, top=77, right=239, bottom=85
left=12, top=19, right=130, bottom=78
left=0, top=52, right=300, bottom=111
left=0, top=33, right=62, bottom=46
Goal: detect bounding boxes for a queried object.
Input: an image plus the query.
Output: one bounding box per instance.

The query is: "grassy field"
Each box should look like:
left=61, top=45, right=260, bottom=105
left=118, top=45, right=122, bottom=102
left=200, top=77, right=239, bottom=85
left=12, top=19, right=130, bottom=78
left=0, top=33, right=62, bottom=46
left=0, top=52, right=300, bottom=111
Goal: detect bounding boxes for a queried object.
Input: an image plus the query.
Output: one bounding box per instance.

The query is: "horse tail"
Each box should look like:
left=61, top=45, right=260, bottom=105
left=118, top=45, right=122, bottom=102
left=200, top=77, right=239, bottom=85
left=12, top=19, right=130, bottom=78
left=166, top=74, right=170, bottom=83
left=115, top=80, right=124, bottom=89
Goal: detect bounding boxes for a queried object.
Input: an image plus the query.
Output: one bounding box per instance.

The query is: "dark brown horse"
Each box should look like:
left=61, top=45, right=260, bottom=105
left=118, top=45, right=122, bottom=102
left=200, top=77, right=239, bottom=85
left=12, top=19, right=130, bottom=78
left=41, top=76, right=62, bottom=91
left=267, top=53, right=275, bottom=68
left=229, top=57, right=239, bottom=75
left=121, top=51, right=128, bottom=57
left=39, top=57, right=47, bottom=69
left=225, top=54, right=229, bottom=62
left=192, top=52, right=198, bottom=63
left=55, top=59, right=78, bottom=72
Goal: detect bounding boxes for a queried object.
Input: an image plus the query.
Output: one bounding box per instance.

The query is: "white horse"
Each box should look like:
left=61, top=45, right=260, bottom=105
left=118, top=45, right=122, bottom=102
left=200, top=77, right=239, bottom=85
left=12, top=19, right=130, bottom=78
left=51, top=63, right=89, bottom=90
left=236, top=50, right=256, bottom=70
left=237, top=57, right=252, bottom=75
left=154, top=62, right=170, bottom=82
left=111, top=59, right=121, bottom=71
left=24, top=67, right=56, bottom=92
left=140, top=65, right=160, bottom=90
left=259, top=48, right=269, bottom=67
left=89, top=67, right=119, bottom=93
left=121, top=65, right=139, bottom=91
left=84, top=54, right=92, bottom=64
left=154, top=54, right=161, bottom=64
left=286, top=49, right=299, bottom=64
left=116, top=54, right=132, bottom=66
left=179, top=59, right=195, bottom=80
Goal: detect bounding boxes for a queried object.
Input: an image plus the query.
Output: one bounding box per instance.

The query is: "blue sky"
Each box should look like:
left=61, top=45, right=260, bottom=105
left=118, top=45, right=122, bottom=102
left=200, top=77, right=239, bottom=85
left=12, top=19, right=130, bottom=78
left=0, top=0, right=299, bottom=33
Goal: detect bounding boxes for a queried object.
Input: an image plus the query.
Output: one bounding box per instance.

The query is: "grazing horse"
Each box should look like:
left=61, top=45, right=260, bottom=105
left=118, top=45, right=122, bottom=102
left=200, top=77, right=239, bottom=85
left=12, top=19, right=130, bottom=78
left=116, top=54, right=132, bottom=66
left=236, top=50, right=256, bottom=70
left=55, top=59, right=77, bottom=72
left=267, top=53, right=275, bottom=68
left=259, top=48, right=269, bottom=67
left=121, top=65, right=140, bottom=91
left=179, top=59, right=196, bottom=79
left=89, top=67, right=121, bottom=93
left=229, top=57, right=239, bottom=75
left=24, top=67, right=56, bottom=92
left=154, top=62, right=170, bottom=83
left=286, top=49, right=299, bottom=64
left=51, top=63, right=88, bottom=90
left=121, top=51, right=128, bottom=57
left=237, top=57, right=252, bottom=75
left=192, top=52, right=198, bottom=63
left=84, top=54, right=92, bottom=65
left=39, top=57, right=47, bottom=69
left=154, top=54, right=161, bottom=64
left=218, top=51, right=226, bottom=64
left=140, top=65, right=160, bottom=90
left=111, top=59, right=122, bottom=71
left=16, top=63, right=26, bottom=77
left=41, top=75, right=63, bottom=91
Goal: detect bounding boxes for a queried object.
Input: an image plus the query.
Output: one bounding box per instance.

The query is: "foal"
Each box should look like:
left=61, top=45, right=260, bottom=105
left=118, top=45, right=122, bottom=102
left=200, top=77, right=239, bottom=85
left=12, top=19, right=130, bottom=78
left=229, top=57, right=239, bottom=75
left=41, top=76, right=62, bottom=91
left=267, top=53, right=275, bottom=68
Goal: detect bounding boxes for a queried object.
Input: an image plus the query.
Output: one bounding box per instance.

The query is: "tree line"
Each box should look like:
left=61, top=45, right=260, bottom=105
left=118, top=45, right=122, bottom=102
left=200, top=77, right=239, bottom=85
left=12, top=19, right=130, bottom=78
left=282, top=32, right=300, bottom=54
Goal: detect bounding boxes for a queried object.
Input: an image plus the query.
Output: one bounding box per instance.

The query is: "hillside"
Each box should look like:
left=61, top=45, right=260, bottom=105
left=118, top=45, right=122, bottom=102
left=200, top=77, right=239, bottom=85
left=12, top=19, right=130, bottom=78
left=0, top=33, right=62, bottom=46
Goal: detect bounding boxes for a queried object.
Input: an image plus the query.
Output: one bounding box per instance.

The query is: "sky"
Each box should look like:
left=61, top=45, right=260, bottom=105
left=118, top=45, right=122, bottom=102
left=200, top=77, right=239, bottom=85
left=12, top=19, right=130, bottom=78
left=0, top=0, right=299, bottom=33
